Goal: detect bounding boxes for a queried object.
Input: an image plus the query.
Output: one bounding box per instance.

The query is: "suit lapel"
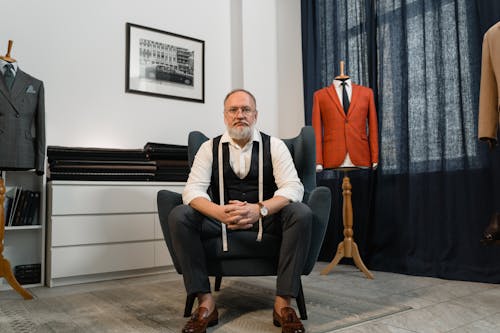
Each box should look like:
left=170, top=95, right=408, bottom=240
left=0, top=73, right=10, bottom=99
left=325, top=84, right=346, bottom=118
left=0, top=67, right=29, bottom=113
left=11, top=69, right=29, bottom=101
left=348, top=84, right=360, bottom=115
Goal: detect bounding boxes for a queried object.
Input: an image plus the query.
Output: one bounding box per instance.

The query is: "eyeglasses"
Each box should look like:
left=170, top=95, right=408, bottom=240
left=225, top=106, right=255, bottom=116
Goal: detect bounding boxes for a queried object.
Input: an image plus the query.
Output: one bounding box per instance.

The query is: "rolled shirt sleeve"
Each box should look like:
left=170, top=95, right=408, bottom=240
left=182, top=140, right=213, bottom=205
left=270, top=137, right=304, bottom=203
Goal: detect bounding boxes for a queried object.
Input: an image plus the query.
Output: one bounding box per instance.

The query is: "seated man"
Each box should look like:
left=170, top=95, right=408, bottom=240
left=168, top=89, right=312, bottom=333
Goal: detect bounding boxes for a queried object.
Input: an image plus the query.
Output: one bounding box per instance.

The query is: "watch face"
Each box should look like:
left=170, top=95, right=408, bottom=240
left=260, top=206, right=268, bottom=217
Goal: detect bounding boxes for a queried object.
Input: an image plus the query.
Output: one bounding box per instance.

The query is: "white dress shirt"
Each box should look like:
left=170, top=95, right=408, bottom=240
left=333, top=79, right=356, bottom=167
left=333, top=78, right=352, bottom=103
left=182, top=128, right=304, bottom=205
left=0, top=59, right=18, bottom=76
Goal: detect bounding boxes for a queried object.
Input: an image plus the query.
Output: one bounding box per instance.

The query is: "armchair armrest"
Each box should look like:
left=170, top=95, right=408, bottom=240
left=302, top=186, right=331, bottom=274
left=157, top=190, right=183, bottom=273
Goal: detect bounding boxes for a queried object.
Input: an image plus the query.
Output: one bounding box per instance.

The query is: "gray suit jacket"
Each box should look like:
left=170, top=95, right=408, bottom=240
left=0, top=68, right=45, bottom=173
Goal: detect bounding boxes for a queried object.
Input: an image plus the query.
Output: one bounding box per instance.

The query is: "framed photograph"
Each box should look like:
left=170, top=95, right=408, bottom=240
left=126, top=23, right=205, bottom=103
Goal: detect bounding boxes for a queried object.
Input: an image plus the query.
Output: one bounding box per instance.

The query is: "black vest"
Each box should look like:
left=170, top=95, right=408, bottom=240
left=210, top=132, right=277, bottom=204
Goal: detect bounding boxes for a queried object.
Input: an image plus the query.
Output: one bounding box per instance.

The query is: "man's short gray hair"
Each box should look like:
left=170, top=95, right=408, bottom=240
left=223, top=89, right=257, bottom=108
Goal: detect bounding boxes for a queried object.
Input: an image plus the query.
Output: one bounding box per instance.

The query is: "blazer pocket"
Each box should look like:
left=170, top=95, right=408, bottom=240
left=25, top=131, right=34, bottom=140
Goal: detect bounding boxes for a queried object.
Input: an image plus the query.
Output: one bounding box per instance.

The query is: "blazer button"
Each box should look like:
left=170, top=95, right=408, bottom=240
left=345, top=120, right=348, bottom=123
left=16, top=114, right=20, bottom=118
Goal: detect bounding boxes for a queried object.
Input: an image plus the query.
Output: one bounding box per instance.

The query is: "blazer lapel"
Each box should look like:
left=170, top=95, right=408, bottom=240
left=348, top=84, right=360, bottom=116
left=0, top=70, right=20, bottom=114
left=11, top=69, right=29, bottom=101
left=0, top=74, right=10, bottom=99
left=325, top=84, right=346, bottom=118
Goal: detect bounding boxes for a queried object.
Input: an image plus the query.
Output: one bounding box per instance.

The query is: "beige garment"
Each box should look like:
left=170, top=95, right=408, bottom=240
left=478, top=21, right=500, bottom=142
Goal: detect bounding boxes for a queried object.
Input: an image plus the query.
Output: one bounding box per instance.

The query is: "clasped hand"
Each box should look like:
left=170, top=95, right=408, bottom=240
left=220, top=200, right=260, bottom=230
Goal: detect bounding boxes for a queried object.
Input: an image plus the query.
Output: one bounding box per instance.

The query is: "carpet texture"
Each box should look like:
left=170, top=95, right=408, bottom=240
left=0, top=276, right=410, bottom=333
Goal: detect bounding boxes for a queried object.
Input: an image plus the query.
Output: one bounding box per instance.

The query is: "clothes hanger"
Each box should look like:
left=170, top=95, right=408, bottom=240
left=0, top=40, right=17, bottom=63
left=335, top=61, right=349, bottom=81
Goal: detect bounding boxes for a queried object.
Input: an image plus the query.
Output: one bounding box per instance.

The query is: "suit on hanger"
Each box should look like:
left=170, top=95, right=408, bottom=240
left=312, top=83, right=378, bottom=169
left=478, top=21, right=500, bottom=142
left=0, top=67, right=45, bottom=173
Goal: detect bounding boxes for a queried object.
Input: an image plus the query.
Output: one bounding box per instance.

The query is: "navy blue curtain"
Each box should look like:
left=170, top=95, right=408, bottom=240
left=302, top=0, right=500, bottom=282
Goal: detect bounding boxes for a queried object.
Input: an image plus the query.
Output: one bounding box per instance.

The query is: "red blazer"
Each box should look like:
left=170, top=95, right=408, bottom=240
left=312, top=83, right=379, bottom=168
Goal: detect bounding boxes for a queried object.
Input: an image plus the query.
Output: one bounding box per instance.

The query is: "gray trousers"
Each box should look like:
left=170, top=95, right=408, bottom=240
left=168, top=202, right=312, bottom=298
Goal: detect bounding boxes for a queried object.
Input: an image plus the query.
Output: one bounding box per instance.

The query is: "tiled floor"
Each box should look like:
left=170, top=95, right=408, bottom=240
left=315, top=264, right=500, bottom=333
left=1, top=263, right=499, bottom=333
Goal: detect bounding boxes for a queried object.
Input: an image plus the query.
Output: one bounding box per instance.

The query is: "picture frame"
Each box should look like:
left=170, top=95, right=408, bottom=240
left=126, top=23, right=205, bottom=103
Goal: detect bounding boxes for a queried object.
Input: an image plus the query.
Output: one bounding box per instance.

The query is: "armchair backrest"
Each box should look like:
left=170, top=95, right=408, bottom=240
left=187, top=126, right=317, bottom=200
left=187, top=131, right=209, bottom=168
left=281, top=126, right=317, bottom=199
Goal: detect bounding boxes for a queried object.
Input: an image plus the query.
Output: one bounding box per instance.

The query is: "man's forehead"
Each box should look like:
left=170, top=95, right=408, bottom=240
left=226, top=93, right=254, bottom=105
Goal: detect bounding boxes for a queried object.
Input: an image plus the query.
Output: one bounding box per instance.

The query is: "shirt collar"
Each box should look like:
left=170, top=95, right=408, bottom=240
left=333, top=78, right=351, bottom=89
left=0, top=60, right=18, bottom=74
left=221, top=127, right=260, bottom=148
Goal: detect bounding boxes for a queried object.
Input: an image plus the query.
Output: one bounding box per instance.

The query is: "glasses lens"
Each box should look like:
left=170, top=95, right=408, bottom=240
left=227, top=106, right=253, bottom=115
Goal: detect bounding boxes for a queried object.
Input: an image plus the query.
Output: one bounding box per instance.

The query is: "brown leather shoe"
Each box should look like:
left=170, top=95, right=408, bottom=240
left=182, top=307, right=218, bottom=333
left=273, top=307, right=305, bottom=333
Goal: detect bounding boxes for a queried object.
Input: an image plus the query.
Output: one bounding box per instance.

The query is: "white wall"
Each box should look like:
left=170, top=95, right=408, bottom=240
left=1, top=0, right=303, bottom=150
left=277, top=0, right=305, bottom=138
left=239, top=0, right=305, bottom=138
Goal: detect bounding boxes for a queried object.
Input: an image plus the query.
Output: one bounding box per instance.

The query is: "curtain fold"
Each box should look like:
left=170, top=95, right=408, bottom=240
left=303, top=0, right=500, bottom=282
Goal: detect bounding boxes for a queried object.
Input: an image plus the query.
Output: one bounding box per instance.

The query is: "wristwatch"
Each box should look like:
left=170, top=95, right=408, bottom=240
left=257, top=202, right=268, bottom=218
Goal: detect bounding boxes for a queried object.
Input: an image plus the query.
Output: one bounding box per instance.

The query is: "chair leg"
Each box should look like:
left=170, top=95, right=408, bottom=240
left=214, top=276, right=222, bottom=291
left=184, top=294, right=196, bottom=317
left=296, top=279, right=307, bottom=320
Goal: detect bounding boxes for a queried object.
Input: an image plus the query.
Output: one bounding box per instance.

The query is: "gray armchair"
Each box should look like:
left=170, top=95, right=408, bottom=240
left=157, top=126, right=331, bottom=319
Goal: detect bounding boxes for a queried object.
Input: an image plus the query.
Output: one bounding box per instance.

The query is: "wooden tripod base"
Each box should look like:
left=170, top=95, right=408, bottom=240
left=0, top=177, right=33, bottom=299
left=320, top=171, right=374, bottom=279
left=0, top=257, right=33, bottom=299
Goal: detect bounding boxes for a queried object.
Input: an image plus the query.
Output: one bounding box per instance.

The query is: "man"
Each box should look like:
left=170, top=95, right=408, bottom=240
left=168, top=89, right=312, bottom=333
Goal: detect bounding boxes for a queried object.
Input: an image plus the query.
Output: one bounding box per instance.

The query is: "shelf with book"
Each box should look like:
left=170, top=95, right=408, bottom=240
left=1, top=170, right=45, bottom=290
left=5, top=225, right=43, bottom=231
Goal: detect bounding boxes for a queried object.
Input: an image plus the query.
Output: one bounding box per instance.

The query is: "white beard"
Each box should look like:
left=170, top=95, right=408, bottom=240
left=228, top=125, right=253, bottom=141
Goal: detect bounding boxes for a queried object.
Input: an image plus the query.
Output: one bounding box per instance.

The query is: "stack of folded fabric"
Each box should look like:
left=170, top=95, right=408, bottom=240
left=143, top=142, right=190, bottom=182
left=47, top=144, right=189, bottom=182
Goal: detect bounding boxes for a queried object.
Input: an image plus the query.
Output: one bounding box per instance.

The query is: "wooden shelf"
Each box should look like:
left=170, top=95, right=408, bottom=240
left=5, top=225, right=43, bottom=231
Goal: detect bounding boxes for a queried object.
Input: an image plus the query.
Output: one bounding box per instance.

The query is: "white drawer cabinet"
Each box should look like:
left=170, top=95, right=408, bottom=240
left=46, top=181, right=184, bottom=286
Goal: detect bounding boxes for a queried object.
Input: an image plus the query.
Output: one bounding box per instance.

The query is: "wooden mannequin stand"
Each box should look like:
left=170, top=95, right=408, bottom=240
left=320, top=169, right=374, bottom=279
left=0, top=176, right=33, bottom=299
left=0, top=41, right=34, bottom=299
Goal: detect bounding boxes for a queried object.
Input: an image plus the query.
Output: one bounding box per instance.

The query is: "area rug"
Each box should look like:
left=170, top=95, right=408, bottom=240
left=0, top=276, right=410, bottom=333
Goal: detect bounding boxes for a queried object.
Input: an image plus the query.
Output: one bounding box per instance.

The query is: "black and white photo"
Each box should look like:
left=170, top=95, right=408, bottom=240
left=126, top=23, right=204, bottom=103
